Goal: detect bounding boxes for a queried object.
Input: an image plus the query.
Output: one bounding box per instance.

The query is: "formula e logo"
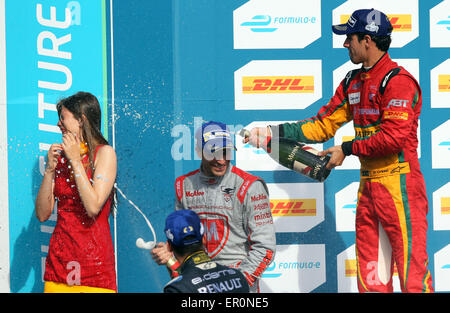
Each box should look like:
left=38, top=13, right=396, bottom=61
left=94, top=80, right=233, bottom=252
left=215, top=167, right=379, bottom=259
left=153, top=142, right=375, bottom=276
left=261, top=262, right=283, bottom=278
left=431, top=119, right=450, bottom=168
left=335, top=182, right=359, bottom=232
left=240, top=15, right=277, bottom=32
left=434, top=244, right=450, bottom=291
left=260, top=244, right=325, bottom=293
left=198, top=212, right=229, bottom=258
left=430, top=1, right=450, bottom=47
left=437, top=16, right=450, bottom=31
left=233, top=0, right=321, bottom=49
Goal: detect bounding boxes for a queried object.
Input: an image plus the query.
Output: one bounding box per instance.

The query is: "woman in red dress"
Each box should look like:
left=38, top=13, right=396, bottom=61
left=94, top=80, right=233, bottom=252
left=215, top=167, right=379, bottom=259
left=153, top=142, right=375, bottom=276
left=35, top=92, right=117, bottom=293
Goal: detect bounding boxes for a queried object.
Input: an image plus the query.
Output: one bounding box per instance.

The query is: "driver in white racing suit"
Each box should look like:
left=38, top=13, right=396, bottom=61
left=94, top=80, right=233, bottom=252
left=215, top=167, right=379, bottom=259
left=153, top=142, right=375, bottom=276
left=152, top=121, right=276, bottom=293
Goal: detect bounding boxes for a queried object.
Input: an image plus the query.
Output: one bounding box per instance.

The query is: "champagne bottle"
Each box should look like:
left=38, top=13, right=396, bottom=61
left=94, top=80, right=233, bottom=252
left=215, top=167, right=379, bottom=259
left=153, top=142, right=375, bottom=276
left=240, top=129, right=331, bottom=182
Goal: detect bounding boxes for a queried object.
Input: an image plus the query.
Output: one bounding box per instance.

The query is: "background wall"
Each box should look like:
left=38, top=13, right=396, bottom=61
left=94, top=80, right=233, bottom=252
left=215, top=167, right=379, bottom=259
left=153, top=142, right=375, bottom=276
left=0, top=0, right=449, bottom=293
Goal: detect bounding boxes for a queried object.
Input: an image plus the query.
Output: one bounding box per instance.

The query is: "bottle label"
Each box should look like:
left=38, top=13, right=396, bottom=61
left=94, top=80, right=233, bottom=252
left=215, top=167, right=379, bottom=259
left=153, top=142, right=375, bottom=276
left=292, top=160, right=312, bottom=176
left=287, top=144, right=301, bottom=163
left=301, top=145, right=320, bottom=156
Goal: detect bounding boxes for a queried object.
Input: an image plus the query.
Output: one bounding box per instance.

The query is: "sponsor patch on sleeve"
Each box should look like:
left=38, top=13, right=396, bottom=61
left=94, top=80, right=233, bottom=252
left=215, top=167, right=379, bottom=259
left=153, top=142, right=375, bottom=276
left=383, top=111, right=409, bottom=120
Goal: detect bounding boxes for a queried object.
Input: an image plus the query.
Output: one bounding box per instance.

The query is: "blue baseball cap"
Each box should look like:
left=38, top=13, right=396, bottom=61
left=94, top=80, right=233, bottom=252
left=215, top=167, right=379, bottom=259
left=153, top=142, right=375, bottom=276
left=332, top=8, right=392, bottom=36
left=164, top=210, right=204, bottom=247
left=195, top=121, right=236, bottom=158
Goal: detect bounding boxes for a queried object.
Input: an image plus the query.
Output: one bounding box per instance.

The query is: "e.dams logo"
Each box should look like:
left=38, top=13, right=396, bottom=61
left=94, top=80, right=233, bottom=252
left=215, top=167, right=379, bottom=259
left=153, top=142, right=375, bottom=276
left=340, top=14, right=412, bottom=32
left=270, top=199, right=316, bottom=217
left=438, top=74, right=450, bottom=92
left=242, top=76, right=314, bottom=94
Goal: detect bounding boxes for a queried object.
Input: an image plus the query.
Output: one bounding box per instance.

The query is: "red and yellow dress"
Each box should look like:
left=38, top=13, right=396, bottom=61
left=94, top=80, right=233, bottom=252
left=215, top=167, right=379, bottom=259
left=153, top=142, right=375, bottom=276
left=44, top=145, right=117, bottom=293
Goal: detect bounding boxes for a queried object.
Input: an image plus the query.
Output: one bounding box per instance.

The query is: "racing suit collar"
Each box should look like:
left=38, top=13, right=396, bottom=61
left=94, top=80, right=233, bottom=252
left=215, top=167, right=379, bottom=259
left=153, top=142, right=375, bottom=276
left=199, top=163, right=233, bottom=185
left=360, top=52, right=389, bottom=74
left=179, top=250, right=211, bottom=273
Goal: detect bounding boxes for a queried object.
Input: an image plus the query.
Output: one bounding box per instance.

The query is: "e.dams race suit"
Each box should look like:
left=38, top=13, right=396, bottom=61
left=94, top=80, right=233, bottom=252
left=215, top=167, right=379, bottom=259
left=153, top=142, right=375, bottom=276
left=164, top=250, right=249, bottom=293
left=174, top=164, right=276, bottom=293
left=270, top=53, right=433, bottom=293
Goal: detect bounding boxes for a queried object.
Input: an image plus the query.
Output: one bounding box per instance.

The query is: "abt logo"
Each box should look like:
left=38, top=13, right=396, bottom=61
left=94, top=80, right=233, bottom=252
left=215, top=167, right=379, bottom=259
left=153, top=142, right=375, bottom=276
left=242, top=76, right=314, bottom=94
left=386, top=99, right=408, bottom=109
left=270, top=199, right=316, bottom=216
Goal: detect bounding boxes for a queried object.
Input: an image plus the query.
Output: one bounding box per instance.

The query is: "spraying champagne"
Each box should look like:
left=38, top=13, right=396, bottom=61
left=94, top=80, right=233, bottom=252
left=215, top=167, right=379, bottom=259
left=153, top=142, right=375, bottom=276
left=240, top=129, right=331, bottom=182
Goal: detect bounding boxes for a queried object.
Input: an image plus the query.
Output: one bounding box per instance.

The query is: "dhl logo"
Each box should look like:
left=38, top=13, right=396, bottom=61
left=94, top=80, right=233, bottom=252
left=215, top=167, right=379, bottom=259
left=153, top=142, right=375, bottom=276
left=388, top=15, right=412, bottom=32
left=383, top=111, right=408, bottom=120
left=345, top=259, right=357, bottom=277
left=242, top=76, right=314, bottom=94
left=270, top=199, right=316, bottom=216
left=438, top=75, right=450, bottom=92
left=345, top=259, right=399, bottom=277
left=340, top=14, right=412, bottom=32
left=441, top=197, right=450, bottom=215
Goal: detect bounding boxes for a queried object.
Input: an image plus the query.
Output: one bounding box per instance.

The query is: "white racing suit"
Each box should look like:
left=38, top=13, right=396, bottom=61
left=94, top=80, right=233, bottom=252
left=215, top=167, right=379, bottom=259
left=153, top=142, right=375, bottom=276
left=175, top=164, right=276, bottom=292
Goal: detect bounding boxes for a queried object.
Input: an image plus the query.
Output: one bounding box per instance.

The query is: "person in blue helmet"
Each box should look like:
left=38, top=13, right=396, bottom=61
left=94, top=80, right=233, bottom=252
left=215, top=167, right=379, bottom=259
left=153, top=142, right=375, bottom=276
left=163, top=209, right=249, bottom=293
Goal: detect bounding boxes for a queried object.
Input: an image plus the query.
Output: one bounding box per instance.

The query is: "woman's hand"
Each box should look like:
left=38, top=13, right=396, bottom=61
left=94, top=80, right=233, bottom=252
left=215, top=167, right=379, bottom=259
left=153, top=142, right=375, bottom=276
left=61, top=132, right=82, bottom=163
left=46, top=143, right=63, bottom=173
